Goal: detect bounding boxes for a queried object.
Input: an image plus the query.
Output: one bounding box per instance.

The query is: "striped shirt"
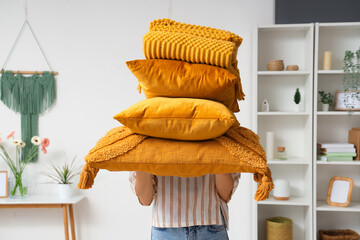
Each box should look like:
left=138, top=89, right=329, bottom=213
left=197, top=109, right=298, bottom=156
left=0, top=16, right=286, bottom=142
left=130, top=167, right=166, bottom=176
left=129, top=172, right=240, bottom=229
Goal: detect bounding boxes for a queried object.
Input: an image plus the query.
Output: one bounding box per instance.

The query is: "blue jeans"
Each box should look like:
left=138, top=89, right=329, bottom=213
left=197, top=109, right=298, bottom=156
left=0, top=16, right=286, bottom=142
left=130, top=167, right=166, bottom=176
left=151, top=211, right=228, bottom=240
left=151, top=224, right=229, bottom=240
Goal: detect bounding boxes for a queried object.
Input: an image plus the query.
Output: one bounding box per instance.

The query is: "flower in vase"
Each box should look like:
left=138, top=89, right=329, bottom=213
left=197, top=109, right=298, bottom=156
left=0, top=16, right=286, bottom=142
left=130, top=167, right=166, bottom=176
left=42, top=138, right=50, bottom=148
left=31, top=136, right=41, bottom=146
left=7, top=131, right=15, bottom=139
left=0, top=131, right=50, bottom=198
left=19, top=141, right=26, bottom=148
left=12, top=139, right=21, bottom=146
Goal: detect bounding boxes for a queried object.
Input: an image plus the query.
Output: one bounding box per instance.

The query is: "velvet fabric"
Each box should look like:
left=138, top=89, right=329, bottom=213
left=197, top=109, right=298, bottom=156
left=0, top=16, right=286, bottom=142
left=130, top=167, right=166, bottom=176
left=126, top=59, right=240, bottom=112
left=113, top=97, right=237, bottom=141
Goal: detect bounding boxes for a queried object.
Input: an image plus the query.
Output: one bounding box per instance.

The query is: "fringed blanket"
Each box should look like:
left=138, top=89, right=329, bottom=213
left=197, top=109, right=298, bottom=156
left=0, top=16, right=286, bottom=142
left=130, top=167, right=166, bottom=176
left=78, top=125, right=273, bottom=201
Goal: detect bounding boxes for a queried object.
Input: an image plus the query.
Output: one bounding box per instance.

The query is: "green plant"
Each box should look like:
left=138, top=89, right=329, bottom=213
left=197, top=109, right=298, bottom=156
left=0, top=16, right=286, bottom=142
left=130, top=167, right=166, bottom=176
left=41, top=156, right=82, bottom=184
left=294, top=88, right=301, bottom=104
left=343, top=48, right=360, bottom=109
left=0, top=131, right=49, bottom=197
left=318, top=91, right=335, bottom=106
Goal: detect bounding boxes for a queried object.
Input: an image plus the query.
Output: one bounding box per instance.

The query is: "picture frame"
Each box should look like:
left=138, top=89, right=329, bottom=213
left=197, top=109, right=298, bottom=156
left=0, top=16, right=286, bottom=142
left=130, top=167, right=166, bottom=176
left=335, top=90, right=360, bottom=111
left=327, top=176, right=353, bottom=207
left=0, top=171, right=8, bottom=198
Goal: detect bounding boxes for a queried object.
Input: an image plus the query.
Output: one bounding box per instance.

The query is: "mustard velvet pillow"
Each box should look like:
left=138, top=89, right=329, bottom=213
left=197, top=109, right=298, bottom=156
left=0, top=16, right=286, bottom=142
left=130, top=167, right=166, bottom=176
left=126, top=59, right=240, bottom=112
left=113, top=97, right=237, bottom=141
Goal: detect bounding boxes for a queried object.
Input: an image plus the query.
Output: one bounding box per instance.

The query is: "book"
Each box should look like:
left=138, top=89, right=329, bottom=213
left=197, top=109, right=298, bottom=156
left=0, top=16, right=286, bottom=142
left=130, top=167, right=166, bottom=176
left=321, top=152, right=357, bottom=157
left=324, top=156, right=354, bottom=161
left=320, top=143, right=354, bottom=148
left=321, top=148, right=356, bottom=153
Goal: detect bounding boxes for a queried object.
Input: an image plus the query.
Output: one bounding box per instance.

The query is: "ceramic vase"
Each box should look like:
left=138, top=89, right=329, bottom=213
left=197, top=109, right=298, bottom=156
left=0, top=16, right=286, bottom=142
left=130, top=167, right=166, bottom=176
left=58, top=184, right=73, bottom=199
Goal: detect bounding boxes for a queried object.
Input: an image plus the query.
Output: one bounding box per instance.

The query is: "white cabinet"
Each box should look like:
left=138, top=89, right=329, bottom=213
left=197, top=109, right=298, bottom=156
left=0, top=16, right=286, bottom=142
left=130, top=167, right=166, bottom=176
left=253, top=22, right=360, bottom=240
left=313, top=22, right=360, bottom=240
left=252, top=24, right=314, bottom=240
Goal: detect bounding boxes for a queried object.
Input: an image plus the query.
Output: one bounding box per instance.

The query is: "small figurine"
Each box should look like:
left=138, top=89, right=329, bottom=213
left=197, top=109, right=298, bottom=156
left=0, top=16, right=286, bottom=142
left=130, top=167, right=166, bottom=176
left=261, top=99, right=270, bottom=112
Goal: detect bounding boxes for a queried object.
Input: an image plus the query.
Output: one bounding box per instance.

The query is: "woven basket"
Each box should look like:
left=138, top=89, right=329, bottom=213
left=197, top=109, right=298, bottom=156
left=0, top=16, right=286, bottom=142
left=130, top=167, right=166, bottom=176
left=286, top=65, right=299, bottom=71
left=266, top=217, right=292, bottom=240
left=319, top=229, right=360, bottom=240
left=267, top=60, right=284, bottom=71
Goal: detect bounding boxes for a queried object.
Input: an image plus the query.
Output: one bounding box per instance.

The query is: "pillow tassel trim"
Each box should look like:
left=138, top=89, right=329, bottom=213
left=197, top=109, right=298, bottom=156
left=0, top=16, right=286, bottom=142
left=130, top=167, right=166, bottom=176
left=78, top=126, right=274, bottom=201
left=78, top=164, right=99, bottom=189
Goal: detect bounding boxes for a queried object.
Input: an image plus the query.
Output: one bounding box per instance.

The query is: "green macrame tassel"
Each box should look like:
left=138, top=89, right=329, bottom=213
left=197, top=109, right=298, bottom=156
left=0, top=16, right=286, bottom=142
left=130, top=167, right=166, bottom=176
left=0, top=69, right=56, bottom=162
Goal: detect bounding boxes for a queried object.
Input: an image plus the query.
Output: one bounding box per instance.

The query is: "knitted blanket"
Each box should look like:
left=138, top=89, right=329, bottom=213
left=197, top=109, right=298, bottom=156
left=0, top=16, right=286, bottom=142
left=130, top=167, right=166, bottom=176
left=78, top=126, right=273, bottom=201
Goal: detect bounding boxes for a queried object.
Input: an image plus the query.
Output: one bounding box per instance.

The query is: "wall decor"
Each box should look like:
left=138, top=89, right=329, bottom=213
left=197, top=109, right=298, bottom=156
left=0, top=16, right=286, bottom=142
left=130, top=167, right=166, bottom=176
left=0, top=171, right=8, bottom=198
left=327, top=176, right=353, bottom=207
left=0, top=15, right=57, bottom=161
left=335, top=90, right=360, bottom=111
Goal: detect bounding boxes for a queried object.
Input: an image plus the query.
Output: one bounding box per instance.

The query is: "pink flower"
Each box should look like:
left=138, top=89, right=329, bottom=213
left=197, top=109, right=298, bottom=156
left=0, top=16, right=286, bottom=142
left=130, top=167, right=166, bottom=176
left=7, top=131, right=15, bottom=139
left=41, top=138, right=50, bottom=148
left=0, top=137, right=2, bottom=145
left=41, top=145, right=47, bottom=154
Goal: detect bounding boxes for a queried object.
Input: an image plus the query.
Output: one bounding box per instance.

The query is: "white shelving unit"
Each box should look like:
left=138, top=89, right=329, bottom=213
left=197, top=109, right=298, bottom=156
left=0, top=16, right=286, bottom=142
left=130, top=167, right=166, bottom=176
left=313, top=22, right=360, bottom=240
left=253, top=22, right=360, bottom=240
left=252, top=24, right=314, bottom=240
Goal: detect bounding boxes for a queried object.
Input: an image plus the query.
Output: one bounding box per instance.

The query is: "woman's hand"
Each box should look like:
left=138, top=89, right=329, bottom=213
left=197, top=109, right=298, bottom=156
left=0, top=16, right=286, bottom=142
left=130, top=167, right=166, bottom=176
left=135, top=171, right=155, bottom=206
left=215, top=173, right=234, bottom=203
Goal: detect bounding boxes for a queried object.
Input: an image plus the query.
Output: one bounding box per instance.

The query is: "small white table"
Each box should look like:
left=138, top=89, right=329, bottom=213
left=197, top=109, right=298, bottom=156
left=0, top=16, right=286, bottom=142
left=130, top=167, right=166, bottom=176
left=0, top=195, right=85, bottom=240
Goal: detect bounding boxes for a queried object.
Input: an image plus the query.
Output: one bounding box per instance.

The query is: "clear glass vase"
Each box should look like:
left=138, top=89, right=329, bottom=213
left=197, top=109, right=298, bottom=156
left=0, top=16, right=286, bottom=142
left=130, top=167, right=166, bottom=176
left=9, top=170, right=28, bottom=199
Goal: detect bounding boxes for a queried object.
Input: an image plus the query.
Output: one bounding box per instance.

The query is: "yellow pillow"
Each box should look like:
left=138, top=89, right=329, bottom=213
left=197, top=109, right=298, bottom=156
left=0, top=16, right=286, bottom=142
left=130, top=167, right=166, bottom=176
left=149, top=19, right=243, bottom=47
left=126, top=59, right=240, bottom=112
left=78, top=125, right=274, bottom=201
left=113, top=97, right=237, bottom=141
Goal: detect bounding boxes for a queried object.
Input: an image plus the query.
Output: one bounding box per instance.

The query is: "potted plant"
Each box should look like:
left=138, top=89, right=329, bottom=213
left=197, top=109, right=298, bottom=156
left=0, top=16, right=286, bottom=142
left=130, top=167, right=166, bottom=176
left=41, top=156, right=82, bottom=199
left=343, top=48, right=360, bottom=110
left=0, top=131, right=49, bottom=198
left=294, top=88, right=301, bottom=112
left=318, top=91, right=334, bottom=111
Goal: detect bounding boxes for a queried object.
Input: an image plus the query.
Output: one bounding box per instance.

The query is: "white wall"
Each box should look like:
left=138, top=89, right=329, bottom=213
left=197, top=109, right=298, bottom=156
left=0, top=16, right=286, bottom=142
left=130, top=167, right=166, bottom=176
left=0, top=0, right=274, bottom=239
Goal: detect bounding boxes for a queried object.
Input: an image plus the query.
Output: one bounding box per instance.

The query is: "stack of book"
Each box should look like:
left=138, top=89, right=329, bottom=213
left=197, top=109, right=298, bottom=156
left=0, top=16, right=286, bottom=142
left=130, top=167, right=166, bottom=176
left=319, top=143, right=357, bottom=161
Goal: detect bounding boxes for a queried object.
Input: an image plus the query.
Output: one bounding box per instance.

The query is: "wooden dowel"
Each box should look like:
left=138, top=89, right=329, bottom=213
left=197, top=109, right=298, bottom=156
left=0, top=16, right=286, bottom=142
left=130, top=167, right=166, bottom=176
left=2, top=70, right=59, bottom=75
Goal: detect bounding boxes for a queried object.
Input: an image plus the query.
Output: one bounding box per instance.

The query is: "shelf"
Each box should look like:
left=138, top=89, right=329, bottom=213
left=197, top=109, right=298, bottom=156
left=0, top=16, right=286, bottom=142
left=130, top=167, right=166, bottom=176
left=317, top=201, right=360, bottom=212
left=318, top=70, right=344, bottom=74
left=258, top=111, right=310, bottom=116
left=258, top=24, right=312, bottom=32
left=317, top=161, right=360, bottom=165
left=259, top=196, right=311, bottom=206
left=317, top=111, right=360, bottom=116
left=268, top=158, right=310, bottom=165
left=258, top=71, right=310, bottom=76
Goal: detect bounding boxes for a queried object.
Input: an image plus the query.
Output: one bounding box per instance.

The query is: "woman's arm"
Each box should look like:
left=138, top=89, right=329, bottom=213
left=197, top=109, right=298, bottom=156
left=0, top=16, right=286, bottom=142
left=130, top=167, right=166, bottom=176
left=134, top=171, right=155, bottom=206
left=215, top=173, right=235, bottom=203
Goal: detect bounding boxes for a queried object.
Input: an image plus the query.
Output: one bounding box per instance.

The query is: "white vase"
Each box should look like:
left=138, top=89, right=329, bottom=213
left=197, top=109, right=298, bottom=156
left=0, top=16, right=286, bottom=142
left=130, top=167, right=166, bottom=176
left=294, top=104, right=301, bottom=112
left=322, top=103, right=329, bottom=111
left=58, top=184, right=73, bottom=199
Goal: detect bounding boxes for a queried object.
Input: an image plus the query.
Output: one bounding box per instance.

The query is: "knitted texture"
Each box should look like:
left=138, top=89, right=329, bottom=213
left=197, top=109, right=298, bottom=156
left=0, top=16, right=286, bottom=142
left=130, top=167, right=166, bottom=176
left=78, top=126, right=273, bottom=201
left=149, top=19, right=243, bottom=47
left=143, top=19, right=245, bottom=101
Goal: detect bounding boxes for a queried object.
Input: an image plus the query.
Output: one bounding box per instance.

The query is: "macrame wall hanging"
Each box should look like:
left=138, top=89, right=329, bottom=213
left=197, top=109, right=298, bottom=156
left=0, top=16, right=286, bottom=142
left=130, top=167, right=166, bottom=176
left=0, top=2, right=57, bottom=162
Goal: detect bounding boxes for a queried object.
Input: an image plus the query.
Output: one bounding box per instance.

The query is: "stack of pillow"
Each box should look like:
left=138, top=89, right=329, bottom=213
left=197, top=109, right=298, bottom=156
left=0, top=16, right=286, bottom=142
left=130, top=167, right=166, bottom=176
left=78, top=19, right=274, bottom=201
